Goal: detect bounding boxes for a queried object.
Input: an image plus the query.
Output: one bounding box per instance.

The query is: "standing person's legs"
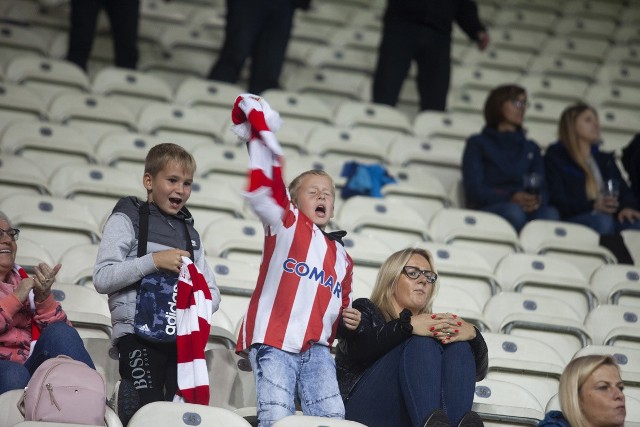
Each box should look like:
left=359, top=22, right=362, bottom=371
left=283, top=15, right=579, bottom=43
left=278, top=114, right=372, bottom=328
left=415, top=28, right=451, bottom=112
left=23, top=322, right=95, bottom=373
left=248, top=344, right=298, bottom=427
left=297, top=344, right=344, bottom=418
left=0, top=361, right=30, bottom=394
left=66, top=0, right=103, bottom=71
left=248, top=0, right=296, bottom=94
left=345, top=337, right=443, bottom=427
left=440, top=342, right=476, bottom=425
left=372, top=19, right=416, bottom=107
left=208, top=0, right=263, bottom=83
left=104, top=0, right=140, bottom=69
left=116, top=334, right=176, bottom=405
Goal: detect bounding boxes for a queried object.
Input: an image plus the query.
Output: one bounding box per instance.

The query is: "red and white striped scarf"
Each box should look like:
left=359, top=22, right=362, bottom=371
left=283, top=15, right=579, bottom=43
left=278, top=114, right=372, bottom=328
left=15, top=266, right=41, bottom=355
left=173, top=257, right=213, bottom=405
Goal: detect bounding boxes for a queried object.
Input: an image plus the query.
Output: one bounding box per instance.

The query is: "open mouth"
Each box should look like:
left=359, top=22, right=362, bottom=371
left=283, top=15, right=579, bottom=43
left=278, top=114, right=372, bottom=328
left=315, top=205, right=326, bottom=215
left=0, top=249, right=12, bottom=254
left=169, top=197, right=182, bottom=207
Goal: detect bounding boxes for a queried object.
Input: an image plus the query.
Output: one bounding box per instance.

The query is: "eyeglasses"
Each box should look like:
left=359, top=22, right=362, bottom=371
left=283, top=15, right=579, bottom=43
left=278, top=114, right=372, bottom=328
left=402, top=266, right=437, bottom=284
left=0, top=227, right=19, bottom=241
left=511, top=99, right=530, bottom=109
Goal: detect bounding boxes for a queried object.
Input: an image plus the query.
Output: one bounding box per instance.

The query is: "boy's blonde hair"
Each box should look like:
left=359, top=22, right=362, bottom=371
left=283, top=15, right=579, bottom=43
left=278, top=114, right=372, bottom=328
left=288, top=169, right=335, bottom=205
left=370, top=247, right=439, bottom=321
left=144, top=143, right=196, bottom=177
left=559, top=355, right=622, bottom=427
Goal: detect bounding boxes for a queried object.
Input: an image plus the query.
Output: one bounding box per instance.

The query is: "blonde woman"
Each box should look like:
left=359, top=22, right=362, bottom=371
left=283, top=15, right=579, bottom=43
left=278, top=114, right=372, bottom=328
left=538, top=355, right=626, bottom=427
left=336, top=248, right=488, bottom=427
left=544, top=103, right=640, bottom=234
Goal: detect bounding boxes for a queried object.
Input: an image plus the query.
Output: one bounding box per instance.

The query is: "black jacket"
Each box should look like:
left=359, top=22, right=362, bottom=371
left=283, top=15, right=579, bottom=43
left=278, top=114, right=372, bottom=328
left=335, top=298, right=488, bottom=401
left=384, top=0, right=486, bottom=40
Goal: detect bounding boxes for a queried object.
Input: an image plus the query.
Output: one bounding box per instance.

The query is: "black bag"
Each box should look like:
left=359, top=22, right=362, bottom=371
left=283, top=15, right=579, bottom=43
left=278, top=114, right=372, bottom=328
left=133, top=202, right=193, bottom=343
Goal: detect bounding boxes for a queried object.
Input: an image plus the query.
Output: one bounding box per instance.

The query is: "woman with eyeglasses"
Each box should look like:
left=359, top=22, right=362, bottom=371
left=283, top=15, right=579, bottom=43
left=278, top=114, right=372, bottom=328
left=462, top=84, right=560, bottom=233
left=335, top=248, right=488, bottom=427
left=0, top=211, right=95, bottom=394
left=544, top=103, right=640, bottom=235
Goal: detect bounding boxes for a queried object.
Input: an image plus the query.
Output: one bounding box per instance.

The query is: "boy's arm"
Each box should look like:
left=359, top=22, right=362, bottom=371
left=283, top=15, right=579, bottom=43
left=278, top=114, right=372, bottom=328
left=93, top=213, right=158, bottom=295
left=195, top=247, right=221, bottom=314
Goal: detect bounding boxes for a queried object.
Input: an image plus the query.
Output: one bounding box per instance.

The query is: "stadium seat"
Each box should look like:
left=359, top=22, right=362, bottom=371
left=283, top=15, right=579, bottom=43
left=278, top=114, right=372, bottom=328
left=590, top=264, right=640, bottom=306
left=553, top=16, right=617, bottom=41
left=0, top=153, right=51, bottom=199
left=0, top=193, right=101, bottom=262
left=174, top=77, right=244, bottom=115
left=295, top=2, right=355, bottom=27
left=0, top=389, right=26, bottom=427
left=304, top=125, right=389, bottom=164
left=622, top=229, right=640, bottom=266
left=433, top=283, right=490, bottom=332
left=140, top=0, right=189, bottom=25
left=494, top=5, right=560, bottom=31
left=127, top=401, right=253, bottom=427
left=82, top=336, right=119, bottom=398
left=0, top=82, right=47, bottom=134
left=483, top=333, right=564, bottom=410
left=49, top=164, right=143, bottom=225
left=305, top=45, right=376, bottom=77
left=562, top=0, right=622, bottom=22
left=451, top=65, right=521, bottom=92
left=472, top=378, right=545, bottom=426
left=586, top=84, right=640, bottom=111
left=1, top=120, right=96, bottom=179
left=518, top=74, right=589, bottom=102
left=540, top=36, right=609, bottom=64
left=205, top=348, right=256, bottom=411
left=597, top=63, right=640, bottom=89
left=92, top=67, right=174, bottom=116
left=526, top=96, right=570, bottom=125
left=333, top=100, right=413, bottom=137
left=5, top=56, right=90, bottom=104
left=495, top=253, right=597, bottom=320
left=52, top=283, right=112, bottom=339
left=261, top=89, right=333, bottom=126
left=415, top=242, right=499, bottom=317
left=0, top=23, right=47, bottom=69
left=137, top=102, right=223, bottom=147
left=190, top=143, right=249, bottom=192
left=206, top=256, right=258, bottom=298
left=529, top=55, right=600, bottom=83
left=603, top=44, right=640, bottom=68
left=290, top=20, right=335, bottom=46
left=284, top=68, right=371, bottom=109
left=428, top=208, right=521, bottom=270
left=462, top=48, right=534, bottom=74
left=48, top=93, right=137, bottom=147
left=14, top=237, right=56, bottom=273
left=483, top=292, right=591, bottom=363
left=335, top=196, right=431, bottom=251
left=95, top=132, right=202, bottom=173
left=413, top=110, right=483, bottom=144
left=447, top=87, right=489, bottom=115
left=524, top=121, right=557, bottom=149
left=519, top=220, right=616, bottom=280
left=56, top=243, right=100, bottom=288
left=139, top=49, right=212, bottom=90
left=202, top=217, right=265, bottom=267
left=188, top=176, right=246, bottom=229
left=328, top=27, right=381, bottom=54
left=584, top=304, right=640, bottom=349
left=598, top=105, right=639, bottom=137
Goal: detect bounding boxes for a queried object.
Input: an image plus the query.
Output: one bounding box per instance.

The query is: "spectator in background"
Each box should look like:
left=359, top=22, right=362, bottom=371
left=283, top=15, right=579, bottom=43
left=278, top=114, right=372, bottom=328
left=622, top=133, right=640, bottom=203
left=537, top=355, right=626, bottom=427
left=372, top=0, right=489, bottom=112
left=66, top=0, right=140, bottom=71
left=0, top=211, right=95, bottom=394
left=207, top=0, right=311, bottom=94
left=544, top=103, right=640, bottom=235
left=336, top=247, right=488, bottom=427
left=462, top=84, right=559, bottom=233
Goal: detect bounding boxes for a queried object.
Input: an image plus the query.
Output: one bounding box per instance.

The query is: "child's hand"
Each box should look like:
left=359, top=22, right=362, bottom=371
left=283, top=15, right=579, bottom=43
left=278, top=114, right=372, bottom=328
left=152, top=249, right=191, bottom=273
left=342, top=307, right=361, bottom=331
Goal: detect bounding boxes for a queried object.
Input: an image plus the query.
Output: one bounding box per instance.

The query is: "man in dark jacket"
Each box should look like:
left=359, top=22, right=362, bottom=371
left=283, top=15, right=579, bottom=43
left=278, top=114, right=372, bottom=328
left=373, top=0, right=490, bottom=112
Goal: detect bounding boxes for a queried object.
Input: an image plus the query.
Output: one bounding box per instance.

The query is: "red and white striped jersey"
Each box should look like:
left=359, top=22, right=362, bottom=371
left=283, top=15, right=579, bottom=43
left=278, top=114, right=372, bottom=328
left=237, top=146, right=354, bottom=354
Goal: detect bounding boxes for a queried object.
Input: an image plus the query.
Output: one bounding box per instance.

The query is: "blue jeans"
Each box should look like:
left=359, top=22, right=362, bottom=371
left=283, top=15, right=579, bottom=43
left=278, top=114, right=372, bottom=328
left=567, top=211, right=640, bottom=235
left=483, top=202, right=560, bottom=233
left=249, top=344, right=344, bottom=427
left=0, top=322, right=95, bottom=394
left=345, top=337, right=476, bottom=427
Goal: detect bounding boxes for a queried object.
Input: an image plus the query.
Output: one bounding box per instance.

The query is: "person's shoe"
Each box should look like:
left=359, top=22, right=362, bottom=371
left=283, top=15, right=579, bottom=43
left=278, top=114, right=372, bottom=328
left=458, top=411, right=484, bottom=427
left=107, top=379, right=141, bottom=427
left=422, top=409, right=451, bottom=427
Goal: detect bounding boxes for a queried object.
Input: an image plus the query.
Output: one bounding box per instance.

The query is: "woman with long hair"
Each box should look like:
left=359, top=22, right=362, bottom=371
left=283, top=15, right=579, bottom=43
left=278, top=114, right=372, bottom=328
left=544, top=103, right=640, bottom=234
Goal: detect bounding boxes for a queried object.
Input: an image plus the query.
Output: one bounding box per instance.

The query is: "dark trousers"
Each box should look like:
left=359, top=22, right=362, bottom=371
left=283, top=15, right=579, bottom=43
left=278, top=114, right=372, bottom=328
left=117, top=334, right=178, bottom=405
left=208, top=0, right=296, bottom=94
left=372, top=20, right=452, bottom=112
left=66, top=0, right=140, bottom=71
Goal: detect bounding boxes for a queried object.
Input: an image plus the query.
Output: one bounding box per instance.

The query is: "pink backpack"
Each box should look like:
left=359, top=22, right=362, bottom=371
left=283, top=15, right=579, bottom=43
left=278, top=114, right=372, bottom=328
left=18, top=355, right=107, bottom=425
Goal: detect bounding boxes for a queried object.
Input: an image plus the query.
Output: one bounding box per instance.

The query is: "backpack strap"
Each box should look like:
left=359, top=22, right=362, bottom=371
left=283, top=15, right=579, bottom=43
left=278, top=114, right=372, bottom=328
left=137, top=202, right=194, bottom=261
